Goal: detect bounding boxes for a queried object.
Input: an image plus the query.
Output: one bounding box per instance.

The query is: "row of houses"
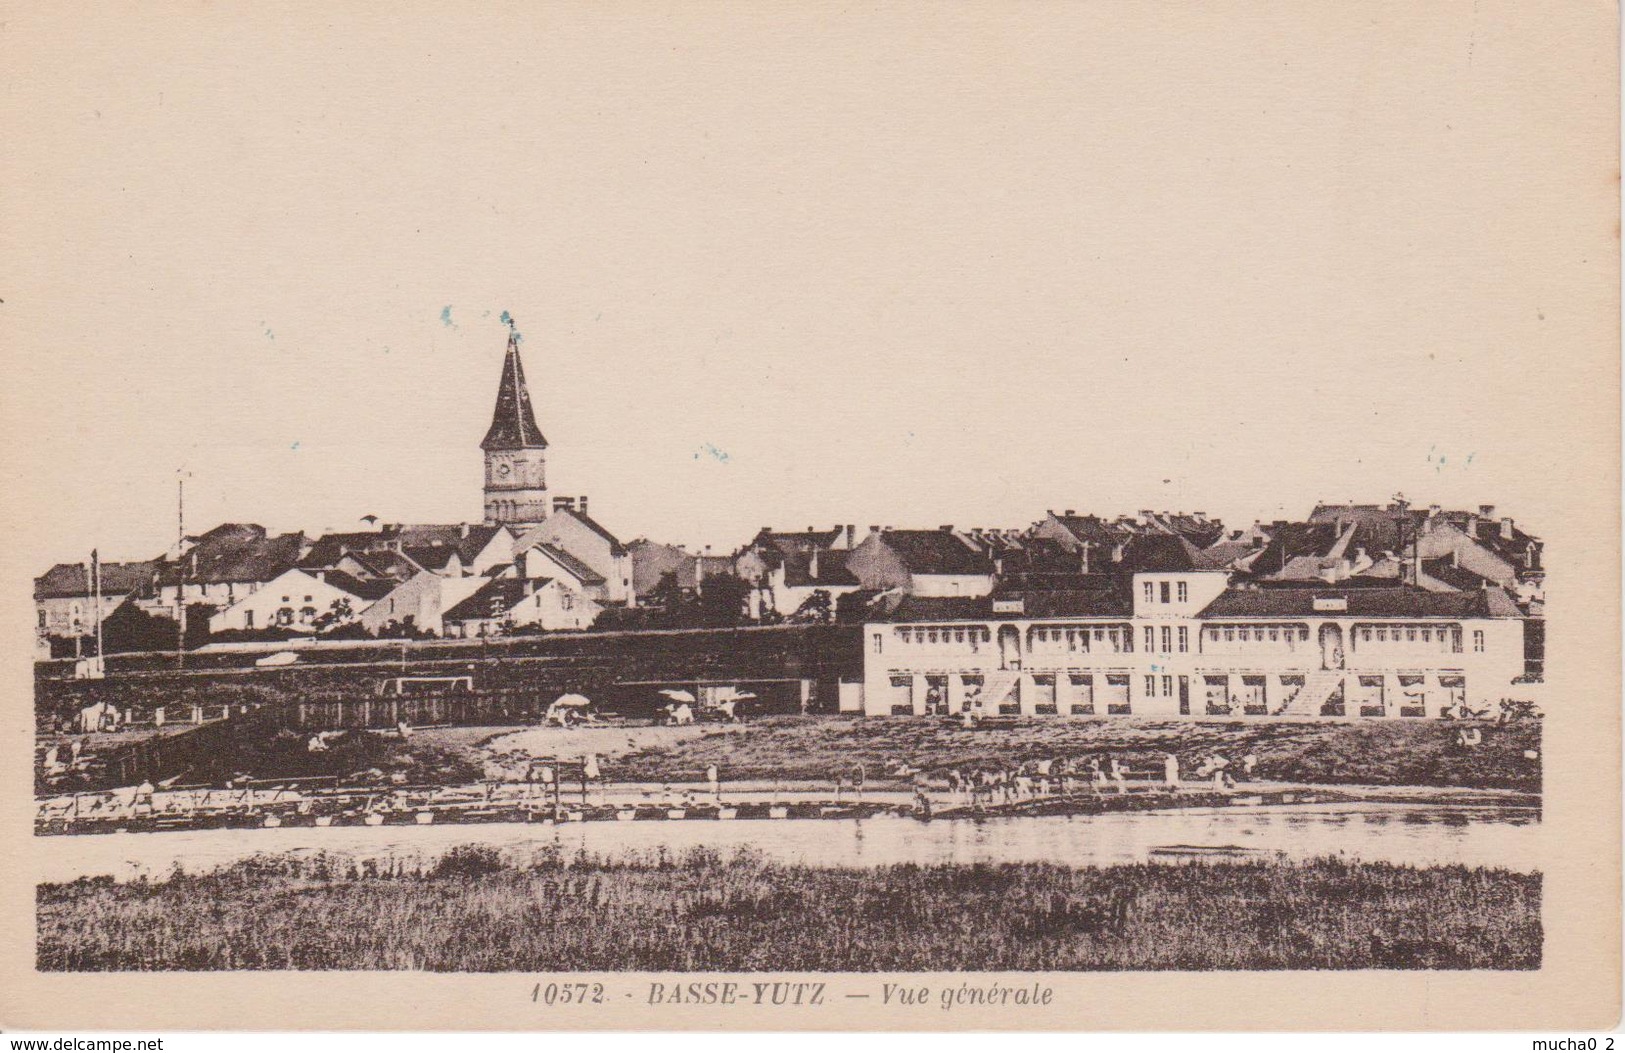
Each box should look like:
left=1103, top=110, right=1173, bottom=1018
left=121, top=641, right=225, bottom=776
left=35, top=497, right=633, bottom=650
left=839, top=501, right=1541, bottom=719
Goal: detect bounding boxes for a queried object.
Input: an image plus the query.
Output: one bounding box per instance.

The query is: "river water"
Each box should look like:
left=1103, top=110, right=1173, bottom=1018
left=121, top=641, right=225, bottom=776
left=35, top=802, right=1539, bottom=883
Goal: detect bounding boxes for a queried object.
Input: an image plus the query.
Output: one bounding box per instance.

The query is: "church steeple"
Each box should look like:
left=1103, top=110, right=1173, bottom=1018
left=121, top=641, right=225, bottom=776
left=480, top=327, right=548, bottom=451
left=481, top=321, right=550, bottom=525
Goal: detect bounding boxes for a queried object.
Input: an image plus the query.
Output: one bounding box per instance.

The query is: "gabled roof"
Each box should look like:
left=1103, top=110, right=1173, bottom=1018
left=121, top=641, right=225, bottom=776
left=528, top=541, right=607, bottom=586
left=524, top=508, right=627, bottom=558
left=1047, top=513, right=1133, bottom=548
left=480, top=331, right=547, bottom=451
left=1119, top=533, right=1204, bottom=574
left=343, top=549, right=419, bottom=582
left=1193, top=540, right=1257, bottom=571
left=781, top=549, right=860, bottom=588
left=162, top=529, right=305, bottom=585
left=877, top=529, right=994, bottom=576
left=443, top=578, right=546, bottom=622
left=402, top=545, right=461, bottom=572
left=748, top=527, right=845, bottom=557
left=1197, top=585, right=1523, bottom=620
left=317, top=570, right=397, bottom=602
left=1421, top=557, right=1499, bottom=592
left=35, top=560, right=161, bottom=600
left=297, top=529, right=401, bottom=569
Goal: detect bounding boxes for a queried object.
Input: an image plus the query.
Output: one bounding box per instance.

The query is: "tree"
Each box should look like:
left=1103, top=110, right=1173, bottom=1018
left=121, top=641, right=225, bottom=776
left=697, top=572, right=751, bottom=627
left=790, top=589, right=833, bottom=624
left=315, top=597, right=355, bottom=632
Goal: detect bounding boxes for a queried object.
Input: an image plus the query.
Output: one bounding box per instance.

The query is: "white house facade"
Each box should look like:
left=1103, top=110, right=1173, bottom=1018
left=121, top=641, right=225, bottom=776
left=860, top=573, right=1526, bottom=720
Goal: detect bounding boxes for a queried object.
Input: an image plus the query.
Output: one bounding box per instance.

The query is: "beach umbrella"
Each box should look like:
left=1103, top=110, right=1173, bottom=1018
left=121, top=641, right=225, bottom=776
left=659, top=689, right=697, bottom=703
left=551, top=693, right=593, bottom=708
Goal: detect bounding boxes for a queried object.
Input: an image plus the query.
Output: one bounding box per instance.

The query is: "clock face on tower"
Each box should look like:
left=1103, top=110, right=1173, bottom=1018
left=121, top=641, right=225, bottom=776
left=496, top=461, right=511, bottom=478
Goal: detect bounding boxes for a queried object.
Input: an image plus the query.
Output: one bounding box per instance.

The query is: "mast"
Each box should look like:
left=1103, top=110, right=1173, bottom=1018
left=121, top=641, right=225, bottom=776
left=175, top=472, right=186, bottom=669
left=92, top=548, right=103, bottom=670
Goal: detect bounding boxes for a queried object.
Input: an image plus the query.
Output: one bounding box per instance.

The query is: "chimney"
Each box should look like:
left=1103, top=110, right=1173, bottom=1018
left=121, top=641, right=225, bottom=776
left=459, top=522, right=470, bottom=539
left=552, top=497, right=574, bottom=512
left=1065, top=509, right=1076, bottom=516
left=1080, top=540, right=1092, bottom=576
left=1501, top=516, right=1514, bottom=540
left=845, top=524, right=855, bottom=548
left=810, top=548, right=819, bottom=578
left=1466, top=512, right=1478, bottom=536
left=1479, top=504, right=1496, bottom=518
left=1428, top=504, right=1440, bottom=518
left=939, top=524, right=954, bottom=532
left=869, top=525, right=881, bottom=539
left=578, top=496, right=589, bottom=516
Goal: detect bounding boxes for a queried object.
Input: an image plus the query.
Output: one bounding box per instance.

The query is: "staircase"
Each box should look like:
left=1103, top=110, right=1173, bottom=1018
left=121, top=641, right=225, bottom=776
left=976, top=670, right=1021, bottom=712
left=1274, top=669, right=1343, bottom=716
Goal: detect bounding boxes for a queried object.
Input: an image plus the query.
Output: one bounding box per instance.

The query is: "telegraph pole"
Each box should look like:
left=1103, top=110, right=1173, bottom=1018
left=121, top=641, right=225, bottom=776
left=175, top=472, right=187, bottom=670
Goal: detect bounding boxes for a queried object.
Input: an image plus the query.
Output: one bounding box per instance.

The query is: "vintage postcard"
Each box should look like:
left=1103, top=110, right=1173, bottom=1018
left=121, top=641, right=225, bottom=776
left=0, top=0, right=1618, bottom=1034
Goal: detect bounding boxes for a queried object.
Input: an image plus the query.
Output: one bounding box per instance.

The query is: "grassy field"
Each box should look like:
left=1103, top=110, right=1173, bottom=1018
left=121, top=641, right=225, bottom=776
left=508, top=716, right=1542, bottom=792
left=36, top=847, right=1540, bottom=971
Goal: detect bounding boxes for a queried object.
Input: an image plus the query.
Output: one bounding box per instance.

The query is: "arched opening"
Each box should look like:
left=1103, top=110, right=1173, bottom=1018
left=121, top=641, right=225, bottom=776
left=1318, top=623, right=1344, bottom=670
left=998, top=624, right=1021, bottom=671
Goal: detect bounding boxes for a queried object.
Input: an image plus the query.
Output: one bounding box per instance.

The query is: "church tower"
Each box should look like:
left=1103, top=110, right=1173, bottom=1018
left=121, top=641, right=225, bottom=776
left=481, top=325, right=550, bottom=525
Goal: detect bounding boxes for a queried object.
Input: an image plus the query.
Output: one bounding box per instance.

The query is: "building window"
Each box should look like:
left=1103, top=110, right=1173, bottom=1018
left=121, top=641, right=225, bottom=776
left=872, top=634, right=883, bottom=655
left=1143, top=582, right=1154, bottom=603
left=1177, top=581, right=1188, bottom=603
left=1159, top=582, right=1171, bottom=604
left=1161, top=674, right=1173, bottom=697
left=1160, top=626, right=1172, bottom=652
left=1473, top=630, right=1485, bottom=653
left=245, top=611, right=254, bottom=629
left=1144, top=675, right=1156, bottom=697
left=1144, top=626, right=1155, bottom=652
left=1177, top=626, right=1188, bottom=652
left=1224, top=628, right=1234, bottom=642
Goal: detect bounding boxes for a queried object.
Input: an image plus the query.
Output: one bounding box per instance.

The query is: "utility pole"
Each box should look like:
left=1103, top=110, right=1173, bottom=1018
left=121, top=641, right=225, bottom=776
left=175, top=472, right=187, bottom=670
left=92, top=548, right=103, bottom=674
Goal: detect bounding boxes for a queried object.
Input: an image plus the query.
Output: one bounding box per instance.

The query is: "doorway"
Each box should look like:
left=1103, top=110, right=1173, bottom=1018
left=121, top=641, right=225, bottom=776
left=1319, top=624, right=1344, bottom=670
left=998, top=625, right=1021, bottom=671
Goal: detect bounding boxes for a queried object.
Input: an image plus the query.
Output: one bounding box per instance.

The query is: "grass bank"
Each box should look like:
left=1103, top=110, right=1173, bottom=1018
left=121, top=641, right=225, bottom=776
left=38, top=847, right=1540, bottom=971
left=582, top=716, right=1541, bottom=792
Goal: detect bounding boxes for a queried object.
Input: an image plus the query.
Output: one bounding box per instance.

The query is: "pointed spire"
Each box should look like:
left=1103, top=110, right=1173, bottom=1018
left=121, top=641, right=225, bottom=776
left=480, top=322, right=547, bottom=450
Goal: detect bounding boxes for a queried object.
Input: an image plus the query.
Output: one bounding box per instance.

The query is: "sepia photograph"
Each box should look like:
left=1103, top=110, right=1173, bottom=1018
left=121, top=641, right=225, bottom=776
left=1, top=0, right=1617, bottom=1034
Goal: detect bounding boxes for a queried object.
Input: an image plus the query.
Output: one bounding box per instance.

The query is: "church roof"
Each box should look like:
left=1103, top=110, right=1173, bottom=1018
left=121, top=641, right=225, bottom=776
left=480, top=331, right=548, bottom=451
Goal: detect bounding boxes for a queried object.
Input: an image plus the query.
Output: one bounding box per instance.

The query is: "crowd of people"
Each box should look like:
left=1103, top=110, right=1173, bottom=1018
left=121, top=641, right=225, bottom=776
left=930, top=749, right=1263, bottom=807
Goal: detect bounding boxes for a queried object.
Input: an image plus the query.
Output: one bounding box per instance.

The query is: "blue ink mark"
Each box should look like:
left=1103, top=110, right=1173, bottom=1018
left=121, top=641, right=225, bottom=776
left=440, top=305, right=456, bottom=328
left=290, top=441, right=301, bottom=451
left=695, top=443, right=730, bottom=463
left=499, top=310, right=512, bottom=326
left=1466, top=452, right=1475, bottom=465
left=261, top=321, right=274, bottom=341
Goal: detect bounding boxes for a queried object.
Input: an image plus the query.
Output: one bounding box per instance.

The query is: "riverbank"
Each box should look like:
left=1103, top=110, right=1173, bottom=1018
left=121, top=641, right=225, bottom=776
left=37, top=713, right=1541, bottom=798
left=483, top=715, right=1541, bottom=792
left=36, top=846, right=1542, bottom=971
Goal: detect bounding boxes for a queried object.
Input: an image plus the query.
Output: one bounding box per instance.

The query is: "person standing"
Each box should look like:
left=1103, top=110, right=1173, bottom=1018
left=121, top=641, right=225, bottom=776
left=1163, top=752, right=1180, bottom=791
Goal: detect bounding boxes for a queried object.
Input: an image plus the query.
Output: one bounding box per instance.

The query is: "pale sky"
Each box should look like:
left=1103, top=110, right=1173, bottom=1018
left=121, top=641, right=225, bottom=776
left=3, top=2, right=1615, bottom=567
